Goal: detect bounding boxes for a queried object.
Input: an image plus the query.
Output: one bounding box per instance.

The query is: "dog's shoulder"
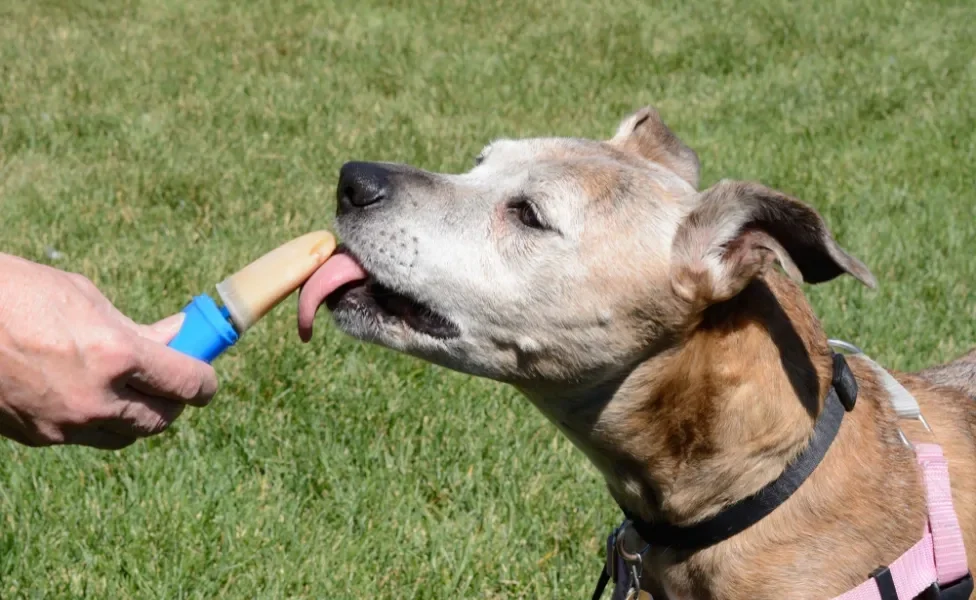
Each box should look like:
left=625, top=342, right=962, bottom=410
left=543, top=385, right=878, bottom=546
left=879, top=368, right=976, bottom=572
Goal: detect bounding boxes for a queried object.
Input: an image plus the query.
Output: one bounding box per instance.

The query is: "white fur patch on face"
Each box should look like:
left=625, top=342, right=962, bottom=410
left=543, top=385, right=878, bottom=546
left=516, top=335, right=542, bottom=354
left=333, top=131, right=699, bottom=384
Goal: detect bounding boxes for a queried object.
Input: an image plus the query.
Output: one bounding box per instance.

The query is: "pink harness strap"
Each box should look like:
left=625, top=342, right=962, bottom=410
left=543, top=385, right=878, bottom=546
left=832, top=443, right=969, bottom=599
left=915, top=444, right=969, bottom=585
left=833, top=536, right=936, bottom=600
left=603, top=442, right=969, bottom=600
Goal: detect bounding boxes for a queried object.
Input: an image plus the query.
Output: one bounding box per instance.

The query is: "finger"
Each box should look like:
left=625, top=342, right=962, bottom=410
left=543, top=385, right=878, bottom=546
left=102, top=389, right=186, bottom=438
left=64, top=427, right=137, bottom=450
left=126, top=328, right=219, bottom=407
left=133, top=313, right=186, bottom=345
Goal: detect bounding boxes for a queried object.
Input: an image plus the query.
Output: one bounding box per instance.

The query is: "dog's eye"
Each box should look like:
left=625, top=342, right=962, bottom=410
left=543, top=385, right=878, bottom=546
left=509, top=198, right=546, bottom=230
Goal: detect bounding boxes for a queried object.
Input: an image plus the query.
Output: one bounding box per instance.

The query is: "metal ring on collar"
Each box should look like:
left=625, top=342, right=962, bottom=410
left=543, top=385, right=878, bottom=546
left=616, top=522, right=650, bottom=563
left=828, top=339, right=863, bottom=355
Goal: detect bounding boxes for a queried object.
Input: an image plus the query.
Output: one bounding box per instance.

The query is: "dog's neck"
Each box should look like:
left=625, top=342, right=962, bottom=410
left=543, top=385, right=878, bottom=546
left=521, top=274, right=834, bottom=525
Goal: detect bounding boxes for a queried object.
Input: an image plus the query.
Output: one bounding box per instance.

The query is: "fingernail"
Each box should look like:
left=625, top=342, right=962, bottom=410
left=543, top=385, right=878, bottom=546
left=151, top=313, right=186, bottom=337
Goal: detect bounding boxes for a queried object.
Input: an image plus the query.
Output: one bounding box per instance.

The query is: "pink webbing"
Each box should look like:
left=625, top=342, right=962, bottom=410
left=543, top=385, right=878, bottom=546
left=914, top=443, right=969, bottom=585
left=832, top=443, right=969, bottom=599
left=832, top=535, right=936, bottom=600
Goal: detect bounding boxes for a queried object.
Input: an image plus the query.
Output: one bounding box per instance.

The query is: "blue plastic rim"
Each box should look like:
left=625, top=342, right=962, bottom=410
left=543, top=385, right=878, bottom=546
left=166, top=294, right=240, bottom=363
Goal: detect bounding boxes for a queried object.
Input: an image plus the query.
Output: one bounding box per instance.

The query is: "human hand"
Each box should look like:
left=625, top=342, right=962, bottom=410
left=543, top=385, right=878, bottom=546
left=0, top=253, right=218, bottom=449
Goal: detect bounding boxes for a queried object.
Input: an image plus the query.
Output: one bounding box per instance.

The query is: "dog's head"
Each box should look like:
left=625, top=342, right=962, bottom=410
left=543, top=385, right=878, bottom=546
left=300, top=106, right=875, bottom=392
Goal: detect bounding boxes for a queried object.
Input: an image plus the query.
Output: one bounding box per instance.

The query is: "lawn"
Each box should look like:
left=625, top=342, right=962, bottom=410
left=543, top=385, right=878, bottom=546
left=1, top=0, right=974, bottom=597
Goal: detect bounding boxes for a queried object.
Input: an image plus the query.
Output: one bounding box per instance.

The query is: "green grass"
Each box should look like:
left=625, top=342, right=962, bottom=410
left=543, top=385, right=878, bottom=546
left=1, top=0, right=974, bottom=597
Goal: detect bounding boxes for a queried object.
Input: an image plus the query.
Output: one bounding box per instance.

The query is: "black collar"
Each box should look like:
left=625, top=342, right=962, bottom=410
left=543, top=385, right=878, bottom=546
left=621, top=352, right=858, bottom=552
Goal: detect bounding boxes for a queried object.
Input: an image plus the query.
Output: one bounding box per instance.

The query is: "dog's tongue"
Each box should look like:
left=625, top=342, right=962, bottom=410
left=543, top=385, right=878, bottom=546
left=297, top=254, right=368, bottom=341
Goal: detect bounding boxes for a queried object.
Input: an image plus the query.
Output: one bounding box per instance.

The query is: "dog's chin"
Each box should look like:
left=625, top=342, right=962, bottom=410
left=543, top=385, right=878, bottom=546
left=327, top=279, right=524, bottom=381
left=325, top=276, right=461, bottom=350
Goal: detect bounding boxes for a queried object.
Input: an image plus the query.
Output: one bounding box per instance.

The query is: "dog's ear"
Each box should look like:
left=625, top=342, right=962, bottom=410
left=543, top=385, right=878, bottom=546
left=671, top=180, right=876, bottom=306
left=609, top=106, right=700, bottom=189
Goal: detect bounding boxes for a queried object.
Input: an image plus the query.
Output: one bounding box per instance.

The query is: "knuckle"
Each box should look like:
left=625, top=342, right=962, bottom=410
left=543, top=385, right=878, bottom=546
left=134, top=417, right=167, bottom=437
left=32, top=423, right=66, bottom=445
left=170, top=370, right=210, bottom=404
left=86, top=330, right=136, bottom=373
left=195, top=368, right=219, bottom=405
left=68, top=273, right=98, bottom=294
left=121, top=402, right=182, bottom=437
left=141, top=407, right=181, bottom=437
left=41, top=336, right=78, bottom=359
left=147, top=416, right=172, bottom=436
left=179, top=377, right=205, bottom=404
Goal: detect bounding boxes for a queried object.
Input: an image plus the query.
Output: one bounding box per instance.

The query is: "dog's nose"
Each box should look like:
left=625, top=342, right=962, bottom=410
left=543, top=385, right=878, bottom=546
left=337, top=162, right=390, bottom=213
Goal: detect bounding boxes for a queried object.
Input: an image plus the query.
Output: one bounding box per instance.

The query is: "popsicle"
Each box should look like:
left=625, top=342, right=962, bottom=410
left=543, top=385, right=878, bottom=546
left=167, top=231, right=336, bottom=363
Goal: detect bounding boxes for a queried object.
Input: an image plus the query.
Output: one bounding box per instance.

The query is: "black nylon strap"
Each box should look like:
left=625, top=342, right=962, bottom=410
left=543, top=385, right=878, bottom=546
left=590, top=568, right=611, bottom=600
left=833, top=352, right=859, bottom=411
left=624, top=354, right=855, bottom=552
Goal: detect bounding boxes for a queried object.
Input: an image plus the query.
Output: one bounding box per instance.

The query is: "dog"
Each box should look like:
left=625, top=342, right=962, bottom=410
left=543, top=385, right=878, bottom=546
left=299, top=106, right=976, bottom=599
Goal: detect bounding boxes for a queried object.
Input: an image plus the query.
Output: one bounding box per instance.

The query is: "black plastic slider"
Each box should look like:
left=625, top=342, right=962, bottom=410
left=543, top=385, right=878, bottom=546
left=869, top=565, right=899, bottom=600
left=922, top=573, right=975, bottom=599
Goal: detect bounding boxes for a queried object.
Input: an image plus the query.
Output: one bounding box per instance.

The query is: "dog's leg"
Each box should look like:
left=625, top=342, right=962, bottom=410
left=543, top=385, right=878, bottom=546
left=917, top=348, right=976, bottom=400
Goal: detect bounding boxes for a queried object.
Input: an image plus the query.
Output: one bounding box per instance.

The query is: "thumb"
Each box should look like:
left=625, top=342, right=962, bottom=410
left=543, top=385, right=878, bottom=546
left=137, top=313, right=187, bottom=345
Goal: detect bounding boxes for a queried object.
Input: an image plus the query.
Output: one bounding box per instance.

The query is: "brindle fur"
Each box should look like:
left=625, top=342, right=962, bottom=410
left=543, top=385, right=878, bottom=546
left=326, top=106, right=976, bottom=599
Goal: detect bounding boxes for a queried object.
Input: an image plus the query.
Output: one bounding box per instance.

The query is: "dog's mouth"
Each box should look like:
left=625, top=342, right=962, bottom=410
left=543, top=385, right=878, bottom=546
left=297, top=246, right=460, bottom=342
